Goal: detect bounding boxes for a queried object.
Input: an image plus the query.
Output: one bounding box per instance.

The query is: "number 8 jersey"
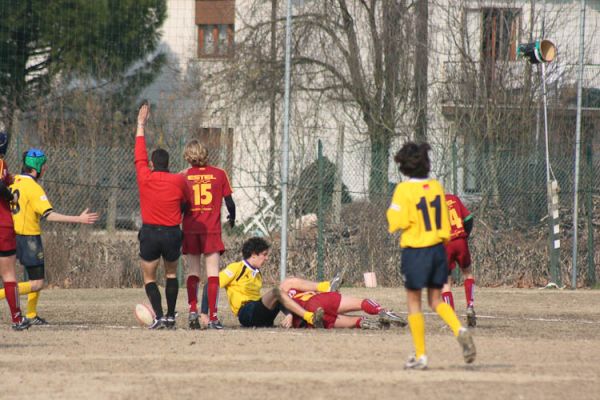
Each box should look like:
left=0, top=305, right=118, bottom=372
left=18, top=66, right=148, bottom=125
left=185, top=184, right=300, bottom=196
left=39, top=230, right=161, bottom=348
left=182, top=165, right=233, bottom=234
left=387, top=178, right=450, bottom=248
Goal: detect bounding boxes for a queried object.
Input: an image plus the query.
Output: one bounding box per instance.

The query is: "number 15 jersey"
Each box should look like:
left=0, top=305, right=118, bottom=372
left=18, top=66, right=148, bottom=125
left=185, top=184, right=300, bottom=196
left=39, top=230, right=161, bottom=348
left=182, top=165, right=233, bottom=234
left=387, top=178, right=450, bottom=248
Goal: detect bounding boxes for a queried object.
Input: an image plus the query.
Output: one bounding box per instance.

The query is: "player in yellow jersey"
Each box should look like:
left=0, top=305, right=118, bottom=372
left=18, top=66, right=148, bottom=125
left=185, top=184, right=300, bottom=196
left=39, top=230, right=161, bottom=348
left=0, top=149, right=99, bottom=325
left=217, top=237, right=342, bottom=328
left=387, top=142, right=475, bottom=370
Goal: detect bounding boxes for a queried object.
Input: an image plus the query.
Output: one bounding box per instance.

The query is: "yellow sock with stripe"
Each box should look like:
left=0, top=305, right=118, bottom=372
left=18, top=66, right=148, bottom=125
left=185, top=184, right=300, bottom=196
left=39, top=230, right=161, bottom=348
left=0, top=281, right=33, bottom=300
left=316, top=281, right=330, bottom=292
left=407, top=313, right=426, bottom=358
left=435, top=302, right=462, bottom=336
left=26, top=291, right=40, bottom=319
left=303, top=311, right=314, bottom=324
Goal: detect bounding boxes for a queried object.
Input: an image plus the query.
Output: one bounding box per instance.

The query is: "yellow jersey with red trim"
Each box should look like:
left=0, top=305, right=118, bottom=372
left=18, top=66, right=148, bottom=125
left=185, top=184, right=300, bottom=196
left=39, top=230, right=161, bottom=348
left=10, top=174, right=53, bottom=235
left=219, top=260, right=262, bottom=316
left=387, top=178, right=450, bottom=248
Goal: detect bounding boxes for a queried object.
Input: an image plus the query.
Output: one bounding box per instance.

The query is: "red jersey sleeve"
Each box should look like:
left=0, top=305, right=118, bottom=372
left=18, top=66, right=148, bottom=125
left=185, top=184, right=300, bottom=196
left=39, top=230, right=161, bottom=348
left=134, top=136, right=151, bottom=184
left=222, top=170, right=233, bottom=197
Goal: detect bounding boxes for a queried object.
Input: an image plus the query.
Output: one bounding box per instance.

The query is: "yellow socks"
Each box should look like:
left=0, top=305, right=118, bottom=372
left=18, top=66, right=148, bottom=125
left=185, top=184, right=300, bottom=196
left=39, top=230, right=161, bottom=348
left=26, top=291, right=40, bottom=319
left=303, top=311, right=314, bottom=325
left=0, top=281, right=33, bottom=300
left=316, top=281, right=330, bottom=292
left=435, top=302, right=462, bottom=336
left=408, top=313, right=426, bottom=358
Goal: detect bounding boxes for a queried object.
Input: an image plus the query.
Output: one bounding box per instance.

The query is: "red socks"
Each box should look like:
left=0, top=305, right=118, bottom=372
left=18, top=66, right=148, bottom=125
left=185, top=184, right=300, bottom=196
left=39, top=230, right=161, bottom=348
left=361, top=299, right=382, bottom=315
left=186, top=275, right=200, bottom=313
left=3, top=281, right=22, bottom=323
left=207, top=276, right=219, bottom=321
left=442, top=291, right=455, bottom=310
left=464, top=278, right=475, bottom=308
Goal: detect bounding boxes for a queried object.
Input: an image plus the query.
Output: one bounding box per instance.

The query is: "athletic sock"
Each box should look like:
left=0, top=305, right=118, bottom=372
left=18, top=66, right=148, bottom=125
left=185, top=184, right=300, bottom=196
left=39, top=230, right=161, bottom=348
left=360, top=299, right=382, bottom=315
left=145, top=282, right=163, bottom=319
left=442, top=291, right=455, bottom=310
left=355, top=317, right=363, bottom=328
left=464, top=278, right=475, bottom=308
left=26, top=291, right=40, bottom=319
left=165, top=278, right=179, bottom=318
left=0, top=281, right=32, bottom=300
left=303, top=311, right=314, bottom=325
left=408, top=313, right=426, bottom=358
left=186, top=275, right=200, bottom=313
left=435, top=302, right=462, bottom=337
left=3, top=282, right=22, bottom=323
left=207, top=276, right=219, bottom=321
left=316, top=281, right=330, bottom=292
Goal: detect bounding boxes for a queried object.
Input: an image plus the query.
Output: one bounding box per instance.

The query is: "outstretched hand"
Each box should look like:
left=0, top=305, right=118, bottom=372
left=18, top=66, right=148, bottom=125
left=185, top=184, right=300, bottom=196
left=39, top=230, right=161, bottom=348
left=137, top=101, right=150, bottom=127
left=79, top=208, right=99, bottom=224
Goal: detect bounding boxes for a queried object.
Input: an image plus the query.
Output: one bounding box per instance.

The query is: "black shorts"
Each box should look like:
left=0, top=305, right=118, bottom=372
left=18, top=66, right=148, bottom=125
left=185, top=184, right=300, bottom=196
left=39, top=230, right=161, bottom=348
left=138, top=224, right=182, bottom=262
left=401, top=243, right=448, bottom=290
left=238, top=300, right=280, bottom=327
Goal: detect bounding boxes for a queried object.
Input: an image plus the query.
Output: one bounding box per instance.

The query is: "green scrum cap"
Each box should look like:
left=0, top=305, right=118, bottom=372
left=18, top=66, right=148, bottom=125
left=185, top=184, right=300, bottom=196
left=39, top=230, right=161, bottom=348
left=24, top=148, right=47, bottom=174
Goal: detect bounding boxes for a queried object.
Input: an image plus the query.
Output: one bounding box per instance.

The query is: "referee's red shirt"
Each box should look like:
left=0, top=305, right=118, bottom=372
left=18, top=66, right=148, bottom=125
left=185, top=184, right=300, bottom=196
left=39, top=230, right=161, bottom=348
left=135, top=136, right=188, bottom=226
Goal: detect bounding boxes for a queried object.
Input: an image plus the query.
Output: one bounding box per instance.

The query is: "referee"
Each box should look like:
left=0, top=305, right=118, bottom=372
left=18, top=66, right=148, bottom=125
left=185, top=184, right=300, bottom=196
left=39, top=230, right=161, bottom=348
left=135, top=102, right=189, bottom=329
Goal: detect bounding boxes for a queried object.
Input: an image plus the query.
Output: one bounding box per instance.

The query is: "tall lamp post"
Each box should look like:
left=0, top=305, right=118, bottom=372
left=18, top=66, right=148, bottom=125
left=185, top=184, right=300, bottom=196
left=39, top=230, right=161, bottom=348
left=517, top=39, right=561, bottom=287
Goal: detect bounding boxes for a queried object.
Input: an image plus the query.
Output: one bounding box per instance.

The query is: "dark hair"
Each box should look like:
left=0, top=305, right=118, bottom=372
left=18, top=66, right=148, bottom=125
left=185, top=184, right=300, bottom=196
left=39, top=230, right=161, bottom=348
left=393, top=142, right=431, bottom=178
left=151, top=148, right=169, bottom=171
left=242, top=237, right=270, bottom=259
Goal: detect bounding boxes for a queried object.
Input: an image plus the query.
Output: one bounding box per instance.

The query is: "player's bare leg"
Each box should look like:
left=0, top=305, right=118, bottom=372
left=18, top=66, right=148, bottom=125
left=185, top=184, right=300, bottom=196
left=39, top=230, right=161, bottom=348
left=442, top=272, right=455, bottom=310
left=185, top=254, right=202, bottom=329
left=280, top=276, right=335, bottom=294
left=204, top=252, right=222, bottom=328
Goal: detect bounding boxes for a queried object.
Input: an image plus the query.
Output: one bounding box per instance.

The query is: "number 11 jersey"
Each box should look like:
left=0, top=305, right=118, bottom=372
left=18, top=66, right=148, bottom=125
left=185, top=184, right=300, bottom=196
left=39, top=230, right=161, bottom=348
left=182, top=165, right=233, bottom=234
left=387, top=178, right=450, bottom=249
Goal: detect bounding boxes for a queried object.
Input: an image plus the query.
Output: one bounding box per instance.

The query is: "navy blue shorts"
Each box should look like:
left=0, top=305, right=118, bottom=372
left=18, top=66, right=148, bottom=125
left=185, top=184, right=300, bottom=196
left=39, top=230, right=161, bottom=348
left=238, top=300, right=280, bottom=327
left=401, top=243, right=448, bottom=290
left=16, top=235, right=45, bottom=280
left=138, top=224, right=182, bottom=262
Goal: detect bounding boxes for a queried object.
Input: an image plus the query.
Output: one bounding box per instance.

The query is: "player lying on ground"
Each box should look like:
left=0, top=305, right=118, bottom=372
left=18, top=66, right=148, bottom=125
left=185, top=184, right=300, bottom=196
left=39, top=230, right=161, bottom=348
left=207, top=237, right=342, bottom=328
left=281, top=287, right=407, bottom=330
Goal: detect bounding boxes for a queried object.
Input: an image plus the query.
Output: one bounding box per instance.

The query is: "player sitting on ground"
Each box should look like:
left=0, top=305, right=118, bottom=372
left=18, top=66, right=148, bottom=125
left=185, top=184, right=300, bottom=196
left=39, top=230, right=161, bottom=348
left=442, top=193, right=476, bottom=327
left=281, top=287, right=407, bottom=330
left=216, top=237, right=341, bottom=328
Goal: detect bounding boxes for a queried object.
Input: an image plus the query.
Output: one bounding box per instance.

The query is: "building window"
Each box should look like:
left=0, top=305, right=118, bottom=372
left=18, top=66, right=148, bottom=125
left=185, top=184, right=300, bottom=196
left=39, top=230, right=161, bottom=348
left=196, top=1, right=235, bottom=58
left=197, top=127, right=234, bottom=174
left=481, top=8, right=520, bottom=62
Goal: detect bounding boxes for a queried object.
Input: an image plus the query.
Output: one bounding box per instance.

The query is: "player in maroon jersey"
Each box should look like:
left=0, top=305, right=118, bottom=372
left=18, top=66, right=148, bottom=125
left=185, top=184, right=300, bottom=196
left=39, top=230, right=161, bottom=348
left=282, top=288, right=407, bottom=330
left=0, top=132, right=29, bottom=330
left=443, top=193, right=476, bottom=327
left=182, top=139, right=235, bottom=330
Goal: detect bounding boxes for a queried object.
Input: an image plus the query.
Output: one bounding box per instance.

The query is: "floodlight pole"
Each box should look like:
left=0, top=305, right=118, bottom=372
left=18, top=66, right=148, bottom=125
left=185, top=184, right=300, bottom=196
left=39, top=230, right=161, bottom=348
left=571, top=0, right=586, bottom=289
left=280, top=0, right=293, bottom=281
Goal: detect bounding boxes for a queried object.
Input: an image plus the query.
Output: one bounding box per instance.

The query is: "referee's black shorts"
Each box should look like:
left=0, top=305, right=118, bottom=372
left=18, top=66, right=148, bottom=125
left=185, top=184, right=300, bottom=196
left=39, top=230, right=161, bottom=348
left=138, top=224, right=182, bottom=262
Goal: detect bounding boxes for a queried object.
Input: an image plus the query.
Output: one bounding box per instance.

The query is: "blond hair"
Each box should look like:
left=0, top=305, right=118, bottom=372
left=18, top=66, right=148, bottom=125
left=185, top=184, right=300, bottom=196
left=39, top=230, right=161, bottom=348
left=183, top=139, right=208, bottom=167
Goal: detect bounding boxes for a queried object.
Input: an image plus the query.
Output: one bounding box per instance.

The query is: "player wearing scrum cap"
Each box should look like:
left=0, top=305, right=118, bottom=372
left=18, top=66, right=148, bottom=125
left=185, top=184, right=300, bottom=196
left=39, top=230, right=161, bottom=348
left=0, top=147, right=99, bottom=326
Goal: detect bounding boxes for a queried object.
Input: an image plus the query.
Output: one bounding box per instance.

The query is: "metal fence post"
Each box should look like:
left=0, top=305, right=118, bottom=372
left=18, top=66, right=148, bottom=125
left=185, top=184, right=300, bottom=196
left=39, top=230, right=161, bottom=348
left=317, top=139, right=324, bottom=281
left=586, top=142, right=595, bottom=286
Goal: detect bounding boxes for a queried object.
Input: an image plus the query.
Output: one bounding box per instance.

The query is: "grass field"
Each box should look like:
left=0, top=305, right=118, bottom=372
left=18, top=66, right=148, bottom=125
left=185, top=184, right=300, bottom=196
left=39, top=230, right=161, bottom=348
left=1, top=287, right=599, bottom=400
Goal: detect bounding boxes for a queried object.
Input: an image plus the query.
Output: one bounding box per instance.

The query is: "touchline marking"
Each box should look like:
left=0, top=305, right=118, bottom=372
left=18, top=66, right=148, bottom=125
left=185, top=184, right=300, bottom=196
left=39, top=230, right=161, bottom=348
left=421, top=312, right=600, bottom=325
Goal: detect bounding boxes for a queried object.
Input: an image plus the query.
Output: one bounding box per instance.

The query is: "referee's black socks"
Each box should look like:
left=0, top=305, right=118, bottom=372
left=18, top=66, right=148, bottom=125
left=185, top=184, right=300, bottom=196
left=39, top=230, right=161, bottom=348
left=165, top=278, right=179, bottom=318
left=145, top=282, right=163, bottom=319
